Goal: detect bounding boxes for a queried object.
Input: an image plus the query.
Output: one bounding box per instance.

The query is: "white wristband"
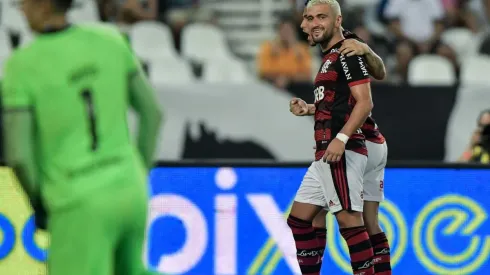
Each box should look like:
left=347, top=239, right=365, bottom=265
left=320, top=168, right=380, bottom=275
left=336, top=133, right=349, bottom=144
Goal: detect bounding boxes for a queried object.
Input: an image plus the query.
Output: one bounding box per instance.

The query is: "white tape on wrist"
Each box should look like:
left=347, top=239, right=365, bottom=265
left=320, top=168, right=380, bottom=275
left=336, top=133, right=349, bottom=144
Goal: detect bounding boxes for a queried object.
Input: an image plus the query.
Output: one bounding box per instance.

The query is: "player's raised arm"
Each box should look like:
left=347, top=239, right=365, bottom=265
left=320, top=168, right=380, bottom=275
left=339, top=54, right=373, bottom=137
left=126, top=53, right=163, bottom=169
left=361, top=44, right=385, bottom=80
left=339, top=39, right=386, bottom=80
left=1, top=59, right=41, bottom=206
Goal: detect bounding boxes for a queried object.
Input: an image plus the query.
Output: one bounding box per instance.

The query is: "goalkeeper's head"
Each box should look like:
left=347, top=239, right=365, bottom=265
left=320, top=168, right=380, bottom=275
left=21, top=0, right=74, bottom=33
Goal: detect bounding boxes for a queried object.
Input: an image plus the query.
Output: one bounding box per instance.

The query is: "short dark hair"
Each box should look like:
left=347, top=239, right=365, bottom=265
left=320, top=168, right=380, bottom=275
left=53, top=0, right=74, bottom=13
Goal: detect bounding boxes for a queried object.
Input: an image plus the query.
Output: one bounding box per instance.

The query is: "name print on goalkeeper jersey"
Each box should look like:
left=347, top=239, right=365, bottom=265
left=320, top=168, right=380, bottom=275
left=312, top=40, right=370, bottom=161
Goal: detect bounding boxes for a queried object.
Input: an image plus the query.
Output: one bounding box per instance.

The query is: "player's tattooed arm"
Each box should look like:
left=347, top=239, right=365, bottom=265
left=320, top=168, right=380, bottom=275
left=363, top=47, right=386, bottom=80
left=339, top=39, right=386, bottom=80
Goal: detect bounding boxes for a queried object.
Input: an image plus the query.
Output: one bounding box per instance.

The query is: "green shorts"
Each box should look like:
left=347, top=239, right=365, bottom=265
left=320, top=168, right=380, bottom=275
left=46, top=182, right=153, bottom=275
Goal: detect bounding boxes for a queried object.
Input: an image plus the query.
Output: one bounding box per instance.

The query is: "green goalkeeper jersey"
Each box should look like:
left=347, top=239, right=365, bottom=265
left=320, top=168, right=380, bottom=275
left=2, top=24, right=161, bottom=211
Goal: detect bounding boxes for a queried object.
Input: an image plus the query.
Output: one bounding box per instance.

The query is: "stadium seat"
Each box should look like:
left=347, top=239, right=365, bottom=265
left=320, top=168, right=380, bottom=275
left=181, top=23, right=234, bottom=62
left=0, top=57, right=5, bottom=77
left=1, top=1, right=30, bottom=34
left=441, top=28, right=473, bottom=62
left=68, top=0, right=100, bottom=23
left=149, top=59, right=195, bottom=84
left=407, top=55, right=456, bottom=86
left=130, top=21, right=179, bottom=61
left=0, top=29, right=11, bottom=57
left=19, top=31, right=35, bottom=47
left=460, top=55, right=490, bottom=87
left=202, top=58, right=253, bottom=83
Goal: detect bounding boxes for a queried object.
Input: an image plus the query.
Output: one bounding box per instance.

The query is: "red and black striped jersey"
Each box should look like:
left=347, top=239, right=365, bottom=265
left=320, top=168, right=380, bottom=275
left=342, top=30, right=385, bottom=144
left=313, top=39, right=370, bottom=160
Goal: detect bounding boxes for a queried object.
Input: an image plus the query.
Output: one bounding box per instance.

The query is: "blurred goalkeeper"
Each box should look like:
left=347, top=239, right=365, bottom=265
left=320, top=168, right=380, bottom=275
left=2, top=0, right=163, bottom=274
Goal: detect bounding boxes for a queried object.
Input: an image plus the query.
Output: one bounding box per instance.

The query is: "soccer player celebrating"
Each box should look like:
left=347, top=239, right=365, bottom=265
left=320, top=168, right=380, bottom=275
left=285, top=0, right=379, bottom=274
left=2, top=0, right=163, bottom=275
left=295, top=3, right=393, bottom=275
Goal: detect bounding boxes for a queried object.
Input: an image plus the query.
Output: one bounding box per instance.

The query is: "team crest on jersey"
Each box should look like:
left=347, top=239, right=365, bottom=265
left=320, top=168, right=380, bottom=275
left=320, top=59, right=332, bottom=73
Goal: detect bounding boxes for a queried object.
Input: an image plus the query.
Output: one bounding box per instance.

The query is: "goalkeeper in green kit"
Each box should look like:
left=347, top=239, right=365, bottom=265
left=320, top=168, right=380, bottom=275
left=2, top=0, right=163, bottom=274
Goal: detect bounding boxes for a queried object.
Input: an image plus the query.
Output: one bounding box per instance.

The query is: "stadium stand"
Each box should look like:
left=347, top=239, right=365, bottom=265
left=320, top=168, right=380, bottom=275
left=181, top=23, right=235, bottom=62
left=149, top=58, right=196, bottom=84
left=130, top=21, right=179, bottom=61
left=68, top=0, right=100, bottom=23
left=202, top=58, right=253, bottom=83
left=460, top=55, right=490, bottom=87
left=407, top=55, right=456, bottom=86
left=441, top=27, right=474, bottom=63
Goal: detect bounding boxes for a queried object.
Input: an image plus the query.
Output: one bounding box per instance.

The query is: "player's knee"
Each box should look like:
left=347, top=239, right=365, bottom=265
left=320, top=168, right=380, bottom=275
left=288, top=201, right=321, bottom=222
left=287, top=214, right=313, bottom=235
left=335, top=210, right=364, bottom=228
left=312, top=209, right=328, bottom=228
left=363, top=215, right=381, bottom=235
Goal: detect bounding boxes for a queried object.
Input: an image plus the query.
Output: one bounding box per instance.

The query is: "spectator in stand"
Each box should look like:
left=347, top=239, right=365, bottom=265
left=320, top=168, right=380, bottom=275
left=258, top=15, right=312, bottom=89
left=459, top=109, right=490, bottom=162
left=469, top=124, right=490, bottom=164
left=444, top=0, right=479, bottom=32
left=118, top=0, right=159, bottom=23
left=468, top=0, right=490, bottom=31
left=97, top=0, right=158, bottom=25
left=161, top=0, right=215, bottom=51
left=384, top=0, right=457, bottom=82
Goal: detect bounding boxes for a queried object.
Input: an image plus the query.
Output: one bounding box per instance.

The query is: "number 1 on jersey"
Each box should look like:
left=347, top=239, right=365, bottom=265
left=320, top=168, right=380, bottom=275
left=81, top=89, right=98, bottom=151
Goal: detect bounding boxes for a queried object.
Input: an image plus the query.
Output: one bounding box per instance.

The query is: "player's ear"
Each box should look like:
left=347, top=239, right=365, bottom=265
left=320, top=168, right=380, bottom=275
left=335, top=15, right=342, bottom=28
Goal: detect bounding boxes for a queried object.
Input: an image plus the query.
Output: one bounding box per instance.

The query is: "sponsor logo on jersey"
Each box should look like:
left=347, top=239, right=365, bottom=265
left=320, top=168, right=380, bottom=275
left=358, top=56, right=369, bottom=77
left=339, top=54, right=351, bottom=80
left=313, top=86, right=325, bottom=103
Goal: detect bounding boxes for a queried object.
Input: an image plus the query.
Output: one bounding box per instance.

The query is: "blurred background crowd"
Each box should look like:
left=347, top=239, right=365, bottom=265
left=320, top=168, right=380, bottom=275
left=89, top=0, right=490, bottom=85
left=1, top=0, right=490, bottom=164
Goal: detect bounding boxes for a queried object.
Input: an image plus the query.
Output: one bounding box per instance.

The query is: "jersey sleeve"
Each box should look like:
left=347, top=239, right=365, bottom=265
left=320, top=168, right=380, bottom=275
left=342, top=30, right=365, bottom=43
left=2, top=57, right=32, bottom=109
left=122, top=41, right=142, bottom=75
left=340, top=54, right=370, bottom=87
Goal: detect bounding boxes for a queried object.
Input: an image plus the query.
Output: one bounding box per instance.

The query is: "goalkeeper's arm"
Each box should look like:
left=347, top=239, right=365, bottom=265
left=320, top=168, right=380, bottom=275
left=128, top=67, right=163, bottom=170
left=3, top=108, right=46, bottom=228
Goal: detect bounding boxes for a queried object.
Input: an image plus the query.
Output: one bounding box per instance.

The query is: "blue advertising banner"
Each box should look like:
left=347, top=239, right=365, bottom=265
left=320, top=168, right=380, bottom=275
left=146, top=166, right=490, bottom=275
left=1, top=166, right=490, bottom=275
